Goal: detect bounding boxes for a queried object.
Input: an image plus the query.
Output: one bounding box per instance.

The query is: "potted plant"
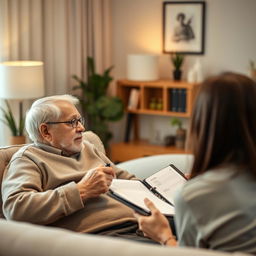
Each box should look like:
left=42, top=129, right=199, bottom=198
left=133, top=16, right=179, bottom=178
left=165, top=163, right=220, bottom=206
left=170, top=117, right=186, bottom=149
left=171, top=53, right=184, bottom=81
left=72, top=57, right=124, bottom=148
left=0, top=100, right=26, bottom=144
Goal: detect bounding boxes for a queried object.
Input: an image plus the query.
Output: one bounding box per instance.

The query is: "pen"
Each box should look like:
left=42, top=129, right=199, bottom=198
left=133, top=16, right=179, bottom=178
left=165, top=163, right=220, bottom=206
left=105, top=163, right=115, bottom=178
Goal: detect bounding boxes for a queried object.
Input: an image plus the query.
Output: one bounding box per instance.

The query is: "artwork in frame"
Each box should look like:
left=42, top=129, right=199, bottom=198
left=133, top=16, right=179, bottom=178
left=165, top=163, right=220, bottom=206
left=163, top=1, right=206, bottom=55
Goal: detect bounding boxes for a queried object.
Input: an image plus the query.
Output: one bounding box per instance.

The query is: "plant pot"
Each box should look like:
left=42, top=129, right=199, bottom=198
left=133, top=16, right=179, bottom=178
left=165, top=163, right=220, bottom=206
left=164, top=135, right=175, bottom=146
left=175, top=128, right=186, bottom=149
left=173, top=70, right=182, bottom=81
left=10, top=136, right=26, bottom=145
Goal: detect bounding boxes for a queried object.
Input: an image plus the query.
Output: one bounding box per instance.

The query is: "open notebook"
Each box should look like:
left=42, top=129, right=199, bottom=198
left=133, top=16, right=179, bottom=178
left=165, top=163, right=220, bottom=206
left=109, top=164, right=187, bottom=216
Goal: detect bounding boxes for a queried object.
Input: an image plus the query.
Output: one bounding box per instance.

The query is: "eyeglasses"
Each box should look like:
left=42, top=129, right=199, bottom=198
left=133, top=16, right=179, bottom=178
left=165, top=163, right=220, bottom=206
left=46, top=117, right=85, bottom=128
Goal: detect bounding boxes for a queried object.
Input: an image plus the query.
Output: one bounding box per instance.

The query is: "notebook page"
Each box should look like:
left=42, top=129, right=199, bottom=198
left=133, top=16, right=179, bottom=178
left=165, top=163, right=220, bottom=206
left=145, top=165, right=186, bottom=205
left=110, top=179, right=175, bottom=216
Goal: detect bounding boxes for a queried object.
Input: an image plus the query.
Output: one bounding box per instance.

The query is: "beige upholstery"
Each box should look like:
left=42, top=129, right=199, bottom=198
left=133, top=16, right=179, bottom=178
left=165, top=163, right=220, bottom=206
left=0, top=144, right=25, bottom=218
left=0, top=219, right=250, bottom=256
left=0, top=131, right=105, bottom=219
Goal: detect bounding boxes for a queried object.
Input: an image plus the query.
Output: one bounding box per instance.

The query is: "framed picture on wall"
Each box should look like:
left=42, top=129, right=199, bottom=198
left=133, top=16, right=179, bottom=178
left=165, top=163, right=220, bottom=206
left=163, top=1, right=206, bottom=54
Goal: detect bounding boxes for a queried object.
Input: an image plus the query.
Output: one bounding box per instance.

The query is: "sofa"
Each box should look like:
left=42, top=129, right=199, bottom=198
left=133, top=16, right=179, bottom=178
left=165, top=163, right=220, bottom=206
left=0, top=132, right=251, bottom=256
left=0, top=218, right=250, bottom=256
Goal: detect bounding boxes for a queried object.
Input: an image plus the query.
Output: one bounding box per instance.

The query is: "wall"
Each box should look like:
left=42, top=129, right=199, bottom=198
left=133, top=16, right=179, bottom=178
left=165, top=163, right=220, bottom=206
left=111, top=0, right=256, bottom=143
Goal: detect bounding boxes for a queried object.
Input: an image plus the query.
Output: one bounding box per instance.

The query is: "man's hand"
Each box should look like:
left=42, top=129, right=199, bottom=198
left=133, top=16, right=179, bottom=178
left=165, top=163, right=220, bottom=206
left=77, top=165, right=115, bottom=201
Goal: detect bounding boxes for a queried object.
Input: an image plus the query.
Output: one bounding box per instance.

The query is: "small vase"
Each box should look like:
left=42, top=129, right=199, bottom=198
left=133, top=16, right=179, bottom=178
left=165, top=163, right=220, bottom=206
left=164, top=135, right=175, bottom=146
left=173, top=70, right=182, bottom=81
left=175, top=128, right=186, bottom=149
left=10, top=136, right=26, bottom=145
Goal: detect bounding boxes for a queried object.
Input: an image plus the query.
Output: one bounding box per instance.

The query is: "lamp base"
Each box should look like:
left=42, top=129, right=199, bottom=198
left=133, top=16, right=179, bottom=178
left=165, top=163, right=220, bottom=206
left=10, top=136, right=26, bottom=145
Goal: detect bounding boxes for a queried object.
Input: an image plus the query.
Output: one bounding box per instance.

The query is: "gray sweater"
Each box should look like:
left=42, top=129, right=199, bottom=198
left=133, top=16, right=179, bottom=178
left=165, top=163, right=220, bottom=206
left=174, top=166, right=256, bottom=254
left=2, top=140, right=136, bottom=233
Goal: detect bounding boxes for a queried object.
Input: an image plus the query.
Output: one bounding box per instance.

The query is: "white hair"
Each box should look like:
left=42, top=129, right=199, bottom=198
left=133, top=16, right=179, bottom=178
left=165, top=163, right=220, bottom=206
left=25, top=94, right=79, bottom=143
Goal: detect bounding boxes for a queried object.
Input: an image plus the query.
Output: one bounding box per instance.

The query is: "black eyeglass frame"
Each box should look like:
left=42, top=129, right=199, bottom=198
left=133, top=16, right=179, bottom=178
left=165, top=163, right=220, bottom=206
left=46, top=117, right=85, bottom=128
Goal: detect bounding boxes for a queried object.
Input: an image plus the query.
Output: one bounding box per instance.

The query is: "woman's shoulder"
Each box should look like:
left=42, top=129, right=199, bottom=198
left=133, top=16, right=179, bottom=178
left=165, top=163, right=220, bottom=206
left=178, top=166, right=239, bottom=202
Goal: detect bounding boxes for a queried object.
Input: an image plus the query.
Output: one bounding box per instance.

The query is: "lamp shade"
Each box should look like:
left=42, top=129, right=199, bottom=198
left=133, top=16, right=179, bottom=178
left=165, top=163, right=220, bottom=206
left=127, top=54, right=159, bottom=81
left=0, top=61, right=44, bottom=99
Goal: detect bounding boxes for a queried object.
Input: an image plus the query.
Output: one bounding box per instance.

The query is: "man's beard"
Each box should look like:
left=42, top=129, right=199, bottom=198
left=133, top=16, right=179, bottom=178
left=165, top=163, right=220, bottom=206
left=60, top=139, right=83, bottom=156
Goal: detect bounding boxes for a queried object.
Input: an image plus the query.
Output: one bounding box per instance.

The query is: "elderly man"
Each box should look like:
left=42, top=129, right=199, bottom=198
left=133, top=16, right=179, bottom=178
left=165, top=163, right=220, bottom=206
left=2, top=95, right=154, bottom=243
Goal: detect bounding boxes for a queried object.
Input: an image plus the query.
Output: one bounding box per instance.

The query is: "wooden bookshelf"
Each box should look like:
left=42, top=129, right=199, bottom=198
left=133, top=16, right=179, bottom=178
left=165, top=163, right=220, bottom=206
left=110, top=79, right=199, bottom=162
left=117, top=79, right=199, bottom=117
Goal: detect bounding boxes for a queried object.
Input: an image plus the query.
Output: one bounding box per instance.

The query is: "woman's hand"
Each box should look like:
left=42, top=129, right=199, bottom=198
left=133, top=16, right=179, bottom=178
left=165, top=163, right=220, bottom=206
left=134, top=198, right=177, bottom=246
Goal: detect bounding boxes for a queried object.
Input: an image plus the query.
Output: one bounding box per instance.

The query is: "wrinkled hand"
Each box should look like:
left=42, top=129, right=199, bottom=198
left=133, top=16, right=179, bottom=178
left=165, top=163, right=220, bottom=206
left=77, top=165, right=115, bottom=201
left=134, top=198, right=174, bottom=244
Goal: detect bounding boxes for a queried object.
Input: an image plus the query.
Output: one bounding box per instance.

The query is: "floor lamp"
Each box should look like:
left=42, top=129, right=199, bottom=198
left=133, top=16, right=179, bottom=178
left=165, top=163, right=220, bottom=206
left=0, top=61, right=44, bottom=144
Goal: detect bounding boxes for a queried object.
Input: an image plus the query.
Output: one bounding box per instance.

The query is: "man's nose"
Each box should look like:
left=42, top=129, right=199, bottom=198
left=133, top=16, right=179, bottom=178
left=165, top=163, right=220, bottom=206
left=76, top=121, right=85, bottom=132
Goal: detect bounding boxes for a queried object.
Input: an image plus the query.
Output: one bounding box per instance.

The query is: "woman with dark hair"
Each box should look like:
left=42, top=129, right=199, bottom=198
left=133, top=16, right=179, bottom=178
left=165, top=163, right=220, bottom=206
left=134, top=72, right=256, bottom=253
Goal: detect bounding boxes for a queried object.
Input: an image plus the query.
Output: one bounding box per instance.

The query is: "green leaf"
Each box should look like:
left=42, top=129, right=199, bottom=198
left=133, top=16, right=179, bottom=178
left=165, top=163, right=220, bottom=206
left=19, top=115, right=25, bottom=136
left=170, top=117, right=182, bottom=129
left=96, top=97, right=124, bottom=121
left=71, top=57, right=124, bottom=147
left=0, top=100, right=21, bottom=136
left=72, top=75, right=88, bottom=91
left=171, top=53, right=184, bottom=70
left=103, top=65, right=114, bottom=77
left=87, top=57, right=95, bottom=76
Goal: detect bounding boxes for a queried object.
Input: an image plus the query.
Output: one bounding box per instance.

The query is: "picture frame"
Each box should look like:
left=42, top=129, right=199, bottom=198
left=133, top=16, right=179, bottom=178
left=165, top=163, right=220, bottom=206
left=163, top=1, right=206, bottom=55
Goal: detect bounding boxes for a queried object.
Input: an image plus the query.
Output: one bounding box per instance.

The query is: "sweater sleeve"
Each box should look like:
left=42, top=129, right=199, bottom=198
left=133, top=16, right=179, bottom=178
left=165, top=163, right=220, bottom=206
left=2, top=156, right=84, bottom=225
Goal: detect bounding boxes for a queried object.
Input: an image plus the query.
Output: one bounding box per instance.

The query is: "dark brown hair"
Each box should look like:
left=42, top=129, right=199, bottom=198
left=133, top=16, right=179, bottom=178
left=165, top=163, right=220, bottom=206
left=189, top=72, right=256, bottom=178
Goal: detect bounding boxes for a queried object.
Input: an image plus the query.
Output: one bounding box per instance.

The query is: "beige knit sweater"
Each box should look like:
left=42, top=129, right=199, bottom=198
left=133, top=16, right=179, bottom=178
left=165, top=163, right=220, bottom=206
left=2, top=140, right=136, bottom=233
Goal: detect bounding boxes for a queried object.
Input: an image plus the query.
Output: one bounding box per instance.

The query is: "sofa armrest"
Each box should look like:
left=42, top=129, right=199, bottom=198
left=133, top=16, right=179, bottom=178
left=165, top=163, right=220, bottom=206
left=0, top=219, right=248, bottom=256
left=116, top=154, right=194, bottom=179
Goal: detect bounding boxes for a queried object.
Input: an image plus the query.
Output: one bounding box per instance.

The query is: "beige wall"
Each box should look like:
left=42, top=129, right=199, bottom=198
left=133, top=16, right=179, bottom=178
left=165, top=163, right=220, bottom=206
left=111, top=0, right=256, bottom=143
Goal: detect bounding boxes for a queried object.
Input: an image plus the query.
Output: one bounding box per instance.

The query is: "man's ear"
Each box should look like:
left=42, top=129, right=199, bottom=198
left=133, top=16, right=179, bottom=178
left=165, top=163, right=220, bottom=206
left=39, top=123, right=52, bottom=142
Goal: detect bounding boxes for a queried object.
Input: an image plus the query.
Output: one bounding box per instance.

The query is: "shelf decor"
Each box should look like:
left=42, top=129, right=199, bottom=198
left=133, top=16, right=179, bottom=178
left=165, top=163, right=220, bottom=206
left=171, top=52, right=184, bottom=80
left=163, top=1, right=206, bottom=55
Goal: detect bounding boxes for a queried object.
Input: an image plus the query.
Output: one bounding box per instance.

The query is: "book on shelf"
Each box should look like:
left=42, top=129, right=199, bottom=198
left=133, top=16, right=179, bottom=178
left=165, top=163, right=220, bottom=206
left=170, top=88, right=178, bottom=112
left=178, top=88, right=187, bottom=112
left=109, top=164, right=187, bottom=216
left=127, top=88, right=140, bottom=110
left=170, top=88, right=187, bottom=113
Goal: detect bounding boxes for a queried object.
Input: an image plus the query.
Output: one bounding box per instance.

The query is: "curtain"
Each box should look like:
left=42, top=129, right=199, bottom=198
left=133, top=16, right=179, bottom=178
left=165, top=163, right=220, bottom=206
left=0, top=0, right=112, bottom=145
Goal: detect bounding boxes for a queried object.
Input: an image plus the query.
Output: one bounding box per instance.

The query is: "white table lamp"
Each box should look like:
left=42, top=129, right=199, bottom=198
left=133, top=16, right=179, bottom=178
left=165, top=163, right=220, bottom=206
left=0, top=61, right=44, bottom=139
left=127, top=54, right=159, bottom=81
